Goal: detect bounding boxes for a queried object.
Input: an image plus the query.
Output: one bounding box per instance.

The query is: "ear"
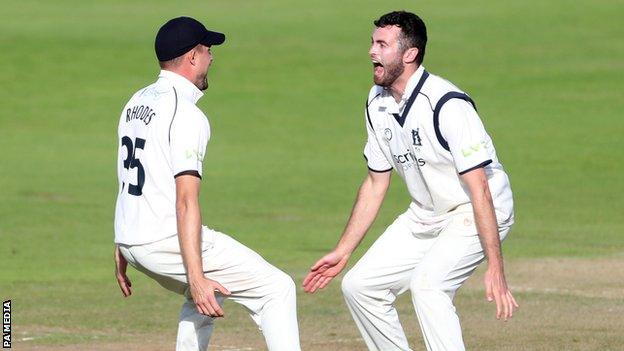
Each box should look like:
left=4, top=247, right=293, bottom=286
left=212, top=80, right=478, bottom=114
left=187, top=48, right=197, bottom=66
left=403, top=47, right=419, bottom=64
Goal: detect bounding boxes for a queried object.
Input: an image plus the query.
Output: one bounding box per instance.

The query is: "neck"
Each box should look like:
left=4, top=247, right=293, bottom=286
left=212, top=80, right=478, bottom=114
left=164, top=67, right=197, bottom=88
left=389, top=64, right=419, bottom=103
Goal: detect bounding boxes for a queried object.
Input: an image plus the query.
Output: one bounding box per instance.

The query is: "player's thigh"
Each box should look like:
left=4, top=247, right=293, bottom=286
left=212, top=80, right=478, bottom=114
left=345, top=216, right=437, bottom=293
left=202, top=229, right=293, bottom=296
left=120, top=237, right=189, bottom=295
left=410, top=212, right=485, bottom=295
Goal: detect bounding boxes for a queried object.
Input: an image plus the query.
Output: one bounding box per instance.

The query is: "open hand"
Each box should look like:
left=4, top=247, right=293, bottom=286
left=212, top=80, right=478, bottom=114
left=189, top=277, right=231, bottom=317
left=114, top=246, right=132, bottom=297
left=484, top=266, right=519, bottom=321
left=303, top=251, right=350, bottom=293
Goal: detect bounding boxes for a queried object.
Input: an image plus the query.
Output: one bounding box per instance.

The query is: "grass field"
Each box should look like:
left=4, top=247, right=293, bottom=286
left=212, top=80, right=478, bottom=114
left=1, top=0, right=623, bottom=350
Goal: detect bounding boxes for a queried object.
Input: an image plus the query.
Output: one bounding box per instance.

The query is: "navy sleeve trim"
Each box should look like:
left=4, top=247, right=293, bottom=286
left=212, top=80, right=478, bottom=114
left=458, top=159, right=492, bottom=175
left=363, top=154, right=392, bottom=172
left=365, top=93, right=381, bottom=131
left=174, top=170, right=202, bottom=179
left=368, top=166, right=393, bottom=173
left=433, top=92, right=477, bottom=151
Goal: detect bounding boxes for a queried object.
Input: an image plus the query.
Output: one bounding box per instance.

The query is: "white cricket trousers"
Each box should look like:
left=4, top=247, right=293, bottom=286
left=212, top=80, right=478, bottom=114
left=118, top=226, right=301, bottom=351
left=341, top=210, right=511, bottom=351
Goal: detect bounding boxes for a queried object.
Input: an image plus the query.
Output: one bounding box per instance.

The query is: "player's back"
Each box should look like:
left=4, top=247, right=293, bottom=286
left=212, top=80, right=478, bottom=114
left=114, top=71, right=209, bottom=245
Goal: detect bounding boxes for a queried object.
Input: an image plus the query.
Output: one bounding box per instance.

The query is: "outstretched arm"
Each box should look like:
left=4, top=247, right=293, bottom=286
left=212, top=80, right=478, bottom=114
left=303, top=170, right=391, bottom=293
left=176, top=174, right=230, bottom=317
left=461, top=167, right=518, bottom=320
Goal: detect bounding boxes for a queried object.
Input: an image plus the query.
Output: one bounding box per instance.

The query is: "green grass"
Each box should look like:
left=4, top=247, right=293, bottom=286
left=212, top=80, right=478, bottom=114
left=1, top=0, right=623, bottom=349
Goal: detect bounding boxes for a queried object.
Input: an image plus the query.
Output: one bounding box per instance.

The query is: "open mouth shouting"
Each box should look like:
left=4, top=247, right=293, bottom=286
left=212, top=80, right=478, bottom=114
left=372, top=59, right=384, bottom=78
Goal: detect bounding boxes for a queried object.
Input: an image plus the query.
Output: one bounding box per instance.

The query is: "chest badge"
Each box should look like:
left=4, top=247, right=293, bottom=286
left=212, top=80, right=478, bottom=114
left=412, top=128, right=422, bottom=146
left=383, top=128, right=393, bottom=141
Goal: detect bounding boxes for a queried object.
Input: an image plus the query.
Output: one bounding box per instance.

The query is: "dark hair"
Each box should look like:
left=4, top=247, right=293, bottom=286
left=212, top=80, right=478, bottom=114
left=374, top=11, right=427, bottom=64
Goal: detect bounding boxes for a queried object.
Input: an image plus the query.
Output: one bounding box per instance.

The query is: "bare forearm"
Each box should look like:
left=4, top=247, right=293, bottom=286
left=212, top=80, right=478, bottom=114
left=461, top=168, right=517, bottom=319
left=177, top=199, right=204, bottom=280
left=336, top=173, right=389, bottom=255
left=472, top=187, right=503, bottom=268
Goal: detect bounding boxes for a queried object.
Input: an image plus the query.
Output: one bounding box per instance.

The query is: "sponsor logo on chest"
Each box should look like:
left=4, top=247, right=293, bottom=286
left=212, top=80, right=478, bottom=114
left=378, top=124, right=427, bottom=171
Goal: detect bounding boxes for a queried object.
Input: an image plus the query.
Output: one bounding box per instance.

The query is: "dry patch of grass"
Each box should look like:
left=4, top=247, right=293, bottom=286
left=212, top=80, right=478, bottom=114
left=13, top=257, right=624, bottom=351
left=459, top=257, right=624, bottom=351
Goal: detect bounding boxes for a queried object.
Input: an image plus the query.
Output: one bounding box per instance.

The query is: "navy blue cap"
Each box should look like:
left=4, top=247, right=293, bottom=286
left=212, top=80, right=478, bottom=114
left=155, top=17, right=225, bottom=61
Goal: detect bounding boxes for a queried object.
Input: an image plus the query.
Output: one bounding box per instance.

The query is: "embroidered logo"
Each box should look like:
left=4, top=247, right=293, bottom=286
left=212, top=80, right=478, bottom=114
left=412, top=128, right=422, bottom=146
left=383, top=128, right=393, bottom=141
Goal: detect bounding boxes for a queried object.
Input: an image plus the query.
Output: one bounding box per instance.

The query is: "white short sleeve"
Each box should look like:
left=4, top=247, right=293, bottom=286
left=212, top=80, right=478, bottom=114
left=169, top=112, right=209, bottom=178
left=363, top=110, right=393, bottom=172
left=439, top=99, right=492, bottom=175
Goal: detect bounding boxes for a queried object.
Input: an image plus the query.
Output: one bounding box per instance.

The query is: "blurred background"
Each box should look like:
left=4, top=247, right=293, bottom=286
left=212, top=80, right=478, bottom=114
left=1, top=1, right=622, bottom=350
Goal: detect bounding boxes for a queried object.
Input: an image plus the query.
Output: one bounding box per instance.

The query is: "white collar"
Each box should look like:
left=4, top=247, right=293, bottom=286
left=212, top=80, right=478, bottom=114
left=381, top=65, right=426, bottom=114
left=158, top=70, right=204, bottom=104
left=396, top=65, right=425, bottom=111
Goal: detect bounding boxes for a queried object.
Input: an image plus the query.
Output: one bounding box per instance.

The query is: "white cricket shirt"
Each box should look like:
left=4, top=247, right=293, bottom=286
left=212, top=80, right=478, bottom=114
left=114, top=70, right=210, bottom=245
left=364, top=66, right=514, bottom=228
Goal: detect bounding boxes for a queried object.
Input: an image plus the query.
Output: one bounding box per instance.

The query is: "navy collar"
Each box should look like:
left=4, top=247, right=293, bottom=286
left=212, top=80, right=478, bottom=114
left=390, top=70, right=429, bottom=127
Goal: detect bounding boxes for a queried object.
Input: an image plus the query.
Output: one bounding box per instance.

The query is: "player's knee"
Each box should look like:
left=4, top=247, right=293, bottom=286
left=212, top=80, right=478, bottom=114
left=282, top=272, right=296, bottom=294
left=341, top=268, right=364, bottom=299
left=410, top=273, right=427, bottom=292
left=272, top=270, right=296, bottom=297
left=410, top=273, right=453, bottom=302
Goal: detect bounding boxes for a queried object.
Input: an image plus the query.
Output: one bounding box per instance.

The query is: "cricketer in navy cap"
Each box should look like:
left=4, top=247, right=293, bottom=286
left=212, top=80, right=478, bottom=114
left=155, top=16, right=225, bottom=62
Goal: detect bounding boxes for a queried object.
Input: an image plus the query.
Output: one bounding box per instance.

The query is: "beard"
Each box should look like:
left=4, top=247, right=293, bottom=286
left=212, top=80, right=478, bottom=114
left=374, top=56, right=404, bottom=87
left=195, top=72, right=209, bottom=91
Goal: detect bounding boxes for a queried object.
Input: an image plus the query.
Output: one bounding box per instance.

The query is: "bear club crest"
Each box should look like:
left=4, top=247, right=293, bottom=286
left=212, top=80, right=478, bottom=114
left=412, top=128, right=422, bottom=146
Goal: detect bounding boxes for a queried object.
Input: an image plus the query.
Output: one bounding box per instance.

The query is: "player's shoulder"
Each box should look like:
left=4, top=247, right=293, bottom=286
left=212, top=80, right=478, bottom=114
left=171, top=99, right=210, bottom=135
left=423, top=72, right=479, bottom=130
left=123, top=79, right=173, bottom=107
left=177, top=99, right=207, bottom=120
left=364, top=85, right=387, bottom=130
left=366, top=85, right=384, bottom=106
left=422, top=71, right=468, bottom=103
